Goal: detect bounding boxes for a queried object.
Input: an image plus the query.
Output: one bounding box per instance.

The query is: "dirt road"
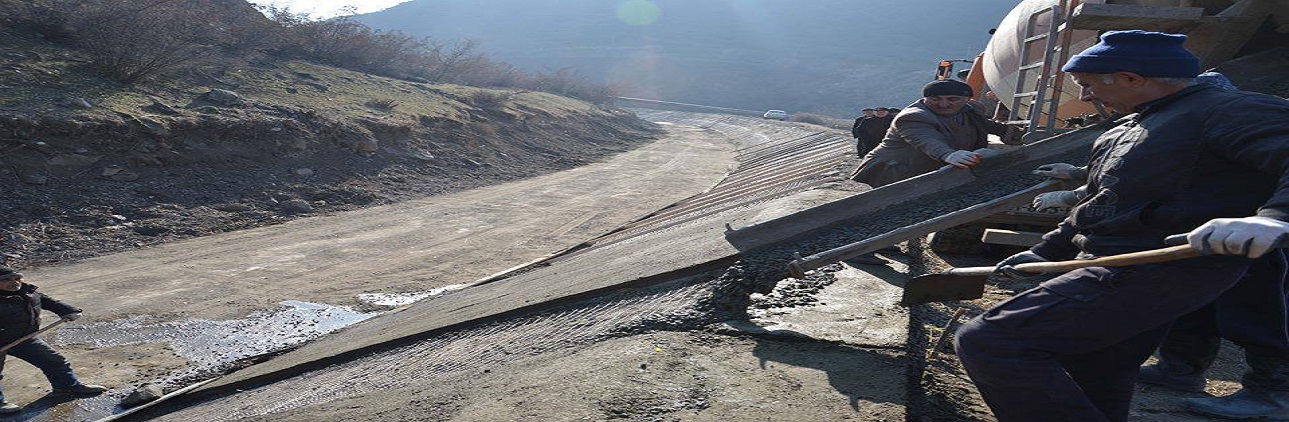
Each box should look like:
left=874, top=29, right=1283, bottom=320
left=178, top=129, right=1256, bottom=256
left=6, top=114, right=1236, bottom=421
left=3, top=122, right=737, bottom=409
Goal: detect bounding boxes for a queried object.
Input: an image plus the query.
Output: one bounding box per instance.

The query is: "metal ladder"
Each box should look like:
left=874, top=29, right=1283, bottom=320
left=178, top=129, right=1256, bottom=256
left=1008, top=0, right=1081, bottom=133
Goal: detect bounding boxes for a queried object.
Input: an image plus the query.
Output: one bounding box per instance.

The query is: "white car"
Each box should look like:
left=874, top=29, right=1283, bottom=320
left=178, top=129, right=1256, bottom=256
left=762, top=110, right=789, bottom=120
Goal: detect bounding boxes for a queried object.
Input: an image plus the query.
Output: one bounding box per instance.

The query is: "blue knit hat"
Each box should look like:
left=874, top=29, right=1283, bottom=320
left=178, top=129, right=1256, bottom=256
left=1061, top=30, right=1199, bottom=78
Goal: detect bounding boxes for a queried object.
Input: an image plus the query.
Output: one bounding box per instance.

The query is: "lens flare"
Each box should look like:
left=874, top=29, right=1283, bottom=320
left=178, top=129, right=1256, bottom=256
left=616, top=0, right=661, bottom=26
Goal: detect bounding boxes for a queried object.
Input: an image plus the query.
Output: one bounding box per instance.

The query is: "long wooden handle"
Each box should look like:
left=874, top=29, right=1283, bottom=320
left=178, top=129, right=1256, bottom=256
left=943, top=244, right=1202, bottom=277
left=1015, top=244, right=1201, bottom=272
left=0, top=318, right=68, bottom=354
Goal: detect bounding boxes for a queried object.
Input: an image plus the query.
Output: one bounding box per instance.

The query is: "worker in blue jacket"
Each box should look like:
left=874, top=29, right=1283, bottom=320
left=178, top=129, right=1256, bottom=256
left=953, top=30, right=1289, bottom=422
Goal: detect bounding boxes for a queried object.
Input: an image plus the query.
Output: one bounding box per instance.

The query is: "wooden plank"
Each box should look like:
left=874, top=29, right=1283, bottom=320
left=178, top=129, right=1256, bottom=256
left=1213, top=46, right=1289, bottom=94
left=1069, top=3, right=1204, bottom=32
left=1274, top=0, right=1289, bottom=32
left=787, top=180, right=1062, bottom=277
left=981, top=229, right=1046, bottom=247
left=1185, top=0, right=1274, bottom=69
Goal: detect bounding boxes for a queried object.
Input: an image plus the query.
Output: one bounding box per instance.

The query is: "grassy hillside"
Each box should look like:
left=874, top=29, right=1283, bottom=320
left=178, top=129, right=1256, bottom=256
left=0, top=28, right=660, bottom=269
left=355, top=0, right=1017, bottom=118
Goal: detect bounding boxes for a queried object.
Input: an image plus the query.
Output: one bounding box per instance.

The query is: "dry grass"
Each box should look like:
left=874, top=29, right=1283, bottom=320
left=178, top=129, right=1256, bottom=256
left=789, top=112, right=848, bottom=129
left=364, top=98, right=399, bottom=110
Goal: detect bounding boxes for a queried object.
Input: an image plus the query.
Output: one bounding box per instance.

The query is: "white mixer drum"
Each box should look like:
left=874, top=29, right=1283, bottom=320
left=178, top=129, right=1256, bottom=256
left=982, top=0, right=1104, bottom=121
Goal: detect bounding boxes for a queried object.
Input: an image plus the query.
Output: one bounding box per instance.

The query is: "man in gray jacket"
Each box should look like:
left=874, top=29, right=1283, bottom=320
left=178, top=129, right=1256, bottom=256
left=849, top=79, right=1018, bottom=188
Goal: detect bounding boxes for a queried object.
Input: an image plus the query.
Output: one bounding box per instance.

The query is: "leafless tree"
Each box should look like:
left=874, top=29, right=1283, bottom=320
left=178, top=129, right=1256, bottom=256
left=425, top=39, right=485, bottom=83
left=71, top=0, right=213, bottom=84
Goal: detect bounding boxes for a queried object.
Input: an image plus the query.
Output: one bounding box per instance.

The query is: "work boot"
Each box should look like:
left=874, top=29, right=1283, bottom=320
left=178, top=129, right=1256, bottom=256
left=849, top=252, right=885, bottom=265
left=1137, top=362, right=1207, bottom=392
left=54, top=384, right=107, bottom=395
left=1181, top=388, right=1289, bottom=420
left=0, top=402, right=20, bottom=414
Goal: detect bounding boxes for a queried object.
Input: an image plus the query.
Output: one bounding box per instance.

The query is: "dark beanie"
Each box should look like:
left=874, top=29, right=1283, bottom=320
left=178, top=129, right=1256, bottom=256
left=922, top=79, right=973, bottom=98
left=1061, top=30, right=1199, bottom=78
left=0, top=266, right=20, bottom=280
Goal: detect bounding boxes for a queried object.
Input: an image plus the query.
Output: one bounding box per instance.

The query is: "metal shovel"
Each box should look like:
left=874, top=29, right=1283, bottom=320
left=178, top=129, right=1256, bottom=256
left=900, top=232, right=1289, bottom=306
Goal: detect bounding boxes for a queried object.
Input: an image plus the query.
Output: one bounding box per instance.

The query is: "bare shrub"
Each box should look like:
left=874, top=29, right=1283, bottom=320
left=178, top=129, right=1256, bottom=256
left=260, top=9, right=621, bottom=104
left=269, top=11, right=434, bottom=79
left=67, top=1, right=214, bottom=84
left=6, top=0, right=624, bottom=102
left=5, top=0, right=88, bottom=43
left=453, top=57, right=525, bottom=87
left=365, top=98, right=399, bottom=110
left=465, top=91, right=511, bottom=109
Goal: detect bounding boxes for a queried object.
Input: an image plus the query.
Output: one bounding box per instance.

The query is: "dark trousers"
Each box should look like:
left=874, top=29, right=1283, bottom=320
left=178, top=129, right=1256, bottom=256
left=955, top=260, right=1252, bottom=422
left=1158, top=250, right=1289, bottom=390
left=0, top=338, right=81, bottom=402
left=856, top=138, right=879, bottom=157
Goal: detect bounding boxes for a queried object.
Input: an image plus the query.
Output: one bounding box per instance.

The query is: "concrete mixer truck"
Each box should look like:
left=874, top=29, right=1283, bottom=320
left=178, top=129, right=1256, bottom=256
left=928, top=0, right=1289, bottom=253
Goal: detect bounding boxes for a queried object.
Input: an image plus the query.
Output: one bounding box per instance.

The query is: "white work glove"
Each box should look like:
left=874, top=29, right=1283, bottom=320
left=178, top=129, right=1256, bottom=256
left=1032, top=191, right=1081, bottom=211
left=1032, top=163, right=1085, bottom=180
left=61, top=313, right=82, bottom=321
left=943, top=150, right=983, bottom=169
left=993, top=251, right=1049, bottom=280
left=1188, top=216, right=1289, bottom=258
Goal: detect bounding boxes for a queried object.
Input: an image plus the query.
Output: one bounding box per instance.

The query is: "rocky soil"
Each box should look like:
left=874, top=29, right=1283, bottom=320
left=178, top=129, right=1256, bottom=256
left=0, top=108, right=656, bottom=269
left=0, top=29, right=660, bottom=271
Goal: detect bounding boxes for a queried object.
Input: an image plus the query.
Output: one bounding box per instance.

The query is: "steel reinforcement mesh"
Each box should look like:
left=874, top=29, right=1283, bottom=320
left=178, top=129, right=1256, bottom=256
left=155, top=276, right=729, bottom=421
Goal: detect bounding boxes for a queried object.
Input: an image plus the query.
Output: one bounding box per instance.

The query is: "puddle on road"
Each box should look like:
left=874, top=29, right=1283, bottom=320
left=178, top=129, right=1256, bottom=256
left=357, top=284, right=470, bottom=307
left=55, top=301, right=376, bottom=369
left=36, top=288, right=462, bottom=421
left=41, top=300, right=376, bottom=421
left=57, top=284, right=469, bottom=371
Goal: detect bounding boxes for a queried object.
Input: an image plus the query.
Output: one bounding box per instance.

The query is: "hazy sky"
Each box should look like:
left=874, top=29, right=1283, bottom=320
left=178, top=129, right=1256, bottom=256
left=253, top=0, right=409, bottom=18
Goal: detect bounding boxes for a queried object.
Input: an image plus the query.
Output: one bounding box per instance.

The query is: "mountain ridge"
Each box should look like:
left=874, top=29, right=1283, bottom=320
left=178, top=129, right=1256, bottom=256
left=355, top=0, right=1018, bottom=117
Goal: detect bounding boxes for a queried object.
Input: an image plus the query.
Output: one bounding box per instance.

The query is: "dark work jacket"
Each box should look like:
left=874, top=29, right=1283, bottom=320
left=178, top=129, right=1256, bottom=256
left=1032, top=84, right=1289, bottom=261
left=0, top=283, right=80, bottom=347
left=855, top=114, right=894, bottom=156
left=851, top=116, right=869, bottom=139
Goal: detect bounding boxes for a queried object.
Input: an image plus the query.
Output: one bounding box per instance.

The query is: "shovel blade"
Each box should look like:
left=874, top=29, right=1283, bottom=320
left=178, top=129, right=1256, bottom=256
left=900, top=273, right=988, bottom=306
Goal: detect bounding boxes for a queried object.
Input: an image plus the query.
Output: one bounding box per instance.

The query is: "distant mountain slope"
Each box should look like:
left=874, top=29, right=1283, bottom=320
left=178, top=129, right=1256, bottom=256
left=356, top=0, right=1017, bottom=118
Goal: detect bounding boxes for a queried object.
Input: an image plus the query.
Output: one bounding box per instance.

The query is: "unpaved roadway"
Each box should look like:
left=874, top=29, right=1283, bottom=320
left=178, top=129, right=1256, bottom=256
left=3, top=123, right=737, bottom=409
left=6, top=114, right=1239, bottom=421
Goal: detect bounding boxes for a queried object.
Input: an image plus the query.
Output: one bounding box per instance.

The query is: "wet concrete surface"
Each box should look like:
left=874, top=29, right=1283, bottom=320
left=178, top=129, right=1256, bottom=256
left=151, top=275, right=728, bottom=420
left=135, top=119, right=1104, bottom=420
left=748, top=259, right=909, bottom=349
left=7, top=115, right=1129, bottom=421
left=146, top=256, right=913, bottom=421
left=56, top=301, right=376, bottom=372
left=177, top=115, right=855, bottom=400
left=2, top=298, right=401, bottom=421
